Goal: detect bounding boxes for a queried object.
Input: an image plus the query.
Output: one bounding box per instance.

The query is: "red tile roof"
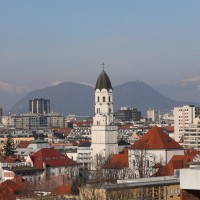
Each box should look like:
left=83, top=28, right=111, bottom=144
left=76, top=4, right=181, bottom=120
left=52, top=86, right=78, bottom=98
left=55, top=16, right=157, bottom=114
left=31, top=148, right=79, bottom=168
left=130, top=126, right=183, bottom=150
left=0, top=180, right=21, bottom=193
left=51, top=185, right=72, bottom=195
left=0, top=156, right=22, bottom=163
left=119, top=124, right=132, bottom=129
left=0, top=176, right=33, bottom=200
left=154, top=154, right=195, bottom=176
left=50, top=128, right=72, bottom=136
left=16, top=140, right=30, bottom=148
left=74, top=121, right=92, bottom=127
left=184, top=148, right=200, bottom=156
left=104, top=148, right=129, bottom=169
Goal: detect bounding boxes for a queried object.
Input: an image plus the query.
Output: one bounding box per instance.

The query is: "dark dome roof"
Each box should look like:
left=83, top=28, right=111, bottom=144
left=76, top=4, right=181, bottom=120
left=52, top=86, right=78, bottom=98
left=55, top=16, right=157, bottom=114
left=95, top=70, right=113, bottom=91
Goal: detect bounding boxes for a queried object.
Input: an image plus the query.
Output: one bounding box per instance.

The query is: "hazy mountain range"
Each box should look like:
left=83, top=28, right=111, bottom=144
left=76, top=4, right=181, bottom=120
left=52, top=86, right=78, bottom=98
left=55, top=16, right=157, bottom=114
left=2, top=81, right=197, bottom=116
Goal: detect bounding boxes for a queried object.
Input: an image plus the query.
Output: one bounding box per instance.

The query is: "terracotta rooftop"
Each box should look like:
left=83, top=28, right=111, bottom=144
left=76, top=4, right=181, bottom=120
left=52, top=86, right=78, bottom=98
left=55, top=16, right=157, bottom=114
left=51, top=184, right=72, bottom=195
left=104, top=148, right=129, bottom=169
left=74, top=121, right=92, bottom=127
left=154, top=154, right=196, bottom=176
left=16, top=140, right=30, bottom=148
left=119, top=124, right=132, bottom=129
left=0, top=176, right=33, bottom=200
left=0, top=179, right=21, bottom=193
left=31, top=148, right=79, bottom=168
left=130, top=126, right=183, bottom=150
left=0, top=156, right=22, bottom=163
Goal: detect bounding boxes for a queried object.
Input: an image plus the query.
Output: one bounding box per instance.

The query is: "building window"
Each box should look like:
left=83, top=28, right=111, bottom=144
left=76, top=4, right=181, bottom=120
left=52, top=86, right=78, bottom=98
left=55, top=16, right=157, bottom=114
left=103, top=96, right=105, bottom=102
left=97, top=96, right=99, bottom=102
left=109, top=96, right=111, bottom=102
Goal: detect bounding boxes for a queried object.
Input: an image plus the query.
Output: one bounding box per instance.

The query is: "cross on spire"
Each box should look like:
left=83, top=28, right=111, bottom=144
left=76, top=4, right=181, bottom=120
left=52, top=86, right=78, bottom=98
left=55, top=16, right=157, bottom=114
left=102, top=62, right=105, bottom=70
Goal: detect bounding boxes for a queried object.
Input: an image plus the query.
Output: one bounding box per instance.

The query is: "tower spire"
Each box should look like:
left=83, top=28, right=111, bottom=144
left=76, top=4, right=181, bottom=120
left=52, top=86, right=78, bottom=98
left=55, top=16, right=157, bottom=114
left=102, top=62, right=105, bottom=70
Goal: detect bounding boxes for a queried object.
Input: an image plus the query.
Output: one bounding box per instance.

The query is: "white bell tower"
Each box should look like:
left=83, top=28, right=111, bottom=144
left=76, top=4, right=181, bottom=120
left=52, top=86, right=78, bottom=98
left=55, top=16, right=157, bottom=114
left=91, top=64, right=118, bottom=159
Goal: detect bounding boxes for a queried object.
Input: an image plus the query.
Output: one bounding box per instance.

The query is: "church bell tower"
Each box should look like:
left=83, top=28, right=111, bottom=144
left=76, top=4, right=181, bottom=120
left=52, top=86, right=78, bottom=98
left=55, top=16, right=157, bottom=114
left=91, top=65, right=118, bottom=159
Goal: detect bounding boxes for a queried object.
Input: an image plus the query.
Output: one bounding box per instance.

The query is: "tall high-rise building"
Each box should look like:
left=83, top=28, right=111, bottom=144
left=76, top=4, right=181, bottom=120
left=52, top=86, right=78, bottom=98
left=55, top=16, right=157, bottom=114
left=0, top=106, right=3, bottom=124
left=0, top=106, right=3, bottom=116
left=91, top=68, right=118, bottom=159
left=184, top=117, right=200, bottom=149
left=29, top=98, right=50, bottom=114
left=174, top=105, right=200, bottom=142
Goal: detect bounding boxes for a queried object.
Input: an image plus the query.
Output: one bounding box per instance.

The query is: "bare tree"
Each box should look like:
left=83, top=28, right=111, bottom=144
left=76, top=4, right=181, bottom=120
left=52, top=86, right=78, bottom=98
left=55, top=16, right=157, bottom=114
left=129, top=148, right=157, bottom=178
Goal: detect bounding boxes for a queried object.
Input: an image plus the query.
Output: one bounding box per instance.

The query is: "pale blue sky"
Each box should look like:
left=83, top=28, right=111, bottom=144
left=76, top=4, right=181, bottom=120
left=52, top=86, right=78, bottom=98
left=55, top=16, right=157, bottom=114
left=1, top=0, right=200, bottom=92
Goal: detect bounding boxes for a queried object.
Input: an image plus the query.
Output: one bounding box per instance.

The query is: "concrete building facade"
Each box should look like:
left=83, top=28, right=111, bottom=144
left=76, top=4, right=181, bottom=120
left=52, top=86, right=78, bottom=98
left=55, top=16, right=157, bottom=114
left=147, top=108, right=159, bottom=123
left=184, top=122, right=200, bottom=149
left=174, top=105, right=200, bottom=142
left=29, top=98, right=50, bottom=114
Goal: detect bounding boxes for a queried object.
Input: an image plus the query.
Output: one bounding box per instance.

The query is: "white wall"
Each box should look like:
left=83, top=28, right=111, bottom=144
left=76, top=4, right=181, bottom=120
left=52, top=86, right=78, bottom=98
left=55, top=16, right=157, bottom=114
left=180, top=168, right=200, bottom=190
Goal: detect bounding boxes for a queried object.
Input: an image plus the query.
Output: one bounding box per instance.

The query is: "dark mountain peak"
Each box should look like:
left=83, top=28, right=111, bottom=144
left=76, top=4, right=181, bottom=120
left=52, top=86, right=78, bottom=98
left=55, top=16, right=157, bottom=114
left=10, top=81, right=193, bottom=115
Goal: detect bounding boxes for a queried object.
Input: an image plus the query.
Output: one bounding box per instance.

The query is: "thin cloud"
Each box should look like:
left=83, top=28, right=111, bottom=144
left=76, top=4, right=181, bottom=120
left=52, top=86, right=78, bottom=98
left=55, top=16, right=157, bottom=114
left=79, top=82, right=94, bottom=87
left=182, top=76, right=200, bottom=83
left=51, top=80, right=62, bottom=86
left=0, top=81, right=31, bottom=94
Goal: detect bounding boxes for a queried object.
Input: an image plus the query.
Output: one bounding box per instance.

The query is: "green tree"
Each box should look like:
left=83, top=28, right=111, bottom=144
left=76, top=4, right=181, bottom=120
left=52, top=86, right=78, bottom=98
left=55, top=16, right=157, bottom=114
left=3, top=134, right=15, bottom=156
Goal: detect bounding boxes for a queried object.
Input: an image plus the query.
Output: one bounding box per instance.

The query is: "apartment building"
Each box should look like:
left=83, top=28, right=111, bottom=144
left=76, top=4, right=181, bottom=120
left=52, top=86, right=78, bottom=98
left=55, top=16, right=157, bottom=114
left=147, top=108, right=159, bottom=123
left=184, top=116, right=200, bottom=148
left=174, top=105, right=200, bottom=142
left=2, top=113, right=65, bottom=129
left=29, top=98, right=50, bottom=114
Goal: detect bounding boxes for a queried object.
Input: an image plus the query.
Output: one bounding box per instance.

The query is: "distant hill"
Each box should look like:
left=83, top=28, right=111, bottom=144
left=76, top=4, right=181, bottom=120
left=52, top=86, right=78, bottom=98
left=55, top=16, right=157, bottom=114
left=10, top=82, right=94, bottom=116
left=10, top=81, right=194, bottom=116
left=153, top=82, right=200, bottom=103
left=114, top=81, right=194, bottom=114
left=0, top=90, right=26, bottom=112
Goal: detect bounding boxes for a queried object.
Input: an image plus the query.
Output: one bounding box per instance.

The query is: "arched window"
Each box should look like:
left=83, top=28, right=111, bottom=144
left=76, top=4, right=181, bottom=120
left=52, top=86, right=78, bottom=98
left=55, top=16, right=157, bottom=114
left=103, top=96, right=106, bottom=102
left=97, top=96, right=100, bottom=102
left=109, top=96, right=111, bottom=102
left=109, top=108, right=111, bottom=113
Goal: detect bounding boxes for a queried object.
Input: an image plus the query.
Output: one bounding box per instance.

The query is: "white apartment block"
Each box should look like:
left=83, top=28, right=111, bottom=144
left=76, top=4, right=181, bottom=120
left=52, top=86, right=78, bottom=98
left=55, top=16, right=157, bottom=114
left=2, top=112, right=65, bottom=129
left=147, top=109, right=159, bottom=123
left=174, top=105, right=200, bottom=142
left=184, top=116, right=200, bottom=149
